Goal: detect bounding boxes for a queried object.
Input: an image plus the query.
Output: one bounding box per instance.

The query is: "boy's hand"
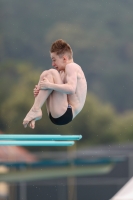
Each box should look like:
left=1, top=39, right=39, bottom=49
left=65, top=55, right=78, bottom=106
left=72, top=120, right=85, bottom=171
left=40, top=78, right=51, bottom=90
left=33, top=85, right=40, bottom=97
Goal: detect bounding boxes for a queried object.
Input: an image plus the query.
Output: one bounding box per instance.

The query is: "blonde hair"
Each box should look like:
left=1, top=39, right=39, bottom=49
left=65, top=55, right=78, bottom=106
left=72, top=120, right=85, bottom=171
left=50, top=39, right=73, bottom=59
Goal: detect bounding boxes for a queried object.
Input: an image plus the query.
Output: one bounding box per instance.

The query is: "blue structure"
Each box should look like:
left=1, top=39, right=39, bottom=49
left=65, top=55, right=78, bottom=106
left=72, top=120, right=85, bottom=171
left=0, top=140, right=75, bottom=146
left=0, top=134, right=82, bottom=140
left=0, top=134, right=82, bottom=146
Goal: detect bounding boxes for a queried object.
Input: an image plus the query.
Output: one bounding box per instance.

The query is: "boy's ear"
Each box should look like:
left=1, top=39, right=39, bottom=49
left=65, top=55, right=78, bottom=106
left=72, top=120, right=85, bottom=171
left=63, top=55, right=67, bottom=61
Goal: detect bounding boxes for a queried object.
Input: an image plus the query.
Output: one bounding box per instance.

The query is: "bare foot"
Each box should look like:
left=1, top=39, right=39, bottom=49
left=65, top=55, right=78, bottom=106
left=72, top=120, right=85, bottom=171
left=23, top=108, right=42, bottom=128
left=29, top=120, right=36, bottom=129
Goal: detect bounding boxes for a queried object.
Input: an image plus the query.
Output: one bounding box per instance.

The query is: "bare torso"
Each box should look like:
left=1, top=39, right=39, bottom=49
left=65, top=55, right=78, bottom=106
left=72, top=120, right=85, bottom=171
left=60, top=63, right=87, bottom=118
left=45, top=62, right=87, bottom=119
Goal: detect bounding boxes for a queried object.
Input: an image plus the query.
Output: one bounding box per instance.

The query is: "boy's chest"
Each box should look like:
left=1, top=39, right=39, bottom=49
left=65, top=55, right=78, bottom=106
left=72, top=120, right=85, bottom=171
left=60, top=71, right=67, bottom=84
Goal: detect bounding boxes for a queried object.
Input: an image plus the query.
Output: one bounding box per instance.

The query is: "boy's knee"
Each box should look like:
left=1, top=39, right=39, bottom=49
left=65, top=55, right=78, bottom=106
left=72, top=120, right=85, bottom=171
left=40, top=70, right=54, bottom=82
left=49, top=69, right=58, bottom=75
left=40, top=70, right=47, bottom=79
left=40, top=69, right=58, bottom=81
left=40, top=70, right=48, bottom=80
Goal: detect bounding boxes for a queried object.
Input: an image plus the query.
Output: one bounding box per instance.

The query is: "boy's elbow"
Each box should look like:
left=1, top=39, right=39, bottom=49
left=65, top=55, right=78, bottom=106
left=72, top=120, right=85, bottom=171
left=69, top=86, right=76, bottom=94
left=65, top=84, right=76, bottom=94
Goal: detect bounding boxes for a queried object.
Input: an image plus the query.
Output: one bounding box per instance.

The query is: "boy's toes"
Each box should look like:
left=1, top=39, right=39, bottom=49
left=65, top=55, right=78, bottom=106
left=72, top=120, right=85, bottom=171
left=29, top=120, right=35, bottom=129
left=23, top=121, right=29, bottom=128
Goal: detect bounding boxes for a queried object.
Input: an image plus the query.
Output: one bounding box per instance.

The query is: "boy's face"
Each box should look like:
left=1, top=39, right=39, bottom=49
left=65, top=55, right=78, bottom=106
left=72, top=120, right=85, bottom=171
left=50, top=53, right=66, bottom=71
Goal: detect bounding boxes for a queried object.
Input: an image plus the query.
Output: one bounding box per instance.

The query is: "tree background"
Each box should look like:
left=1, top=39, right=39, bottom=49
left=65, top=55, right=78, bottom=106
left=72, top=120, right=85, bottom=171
left=1, top=0, right=133, bottom=151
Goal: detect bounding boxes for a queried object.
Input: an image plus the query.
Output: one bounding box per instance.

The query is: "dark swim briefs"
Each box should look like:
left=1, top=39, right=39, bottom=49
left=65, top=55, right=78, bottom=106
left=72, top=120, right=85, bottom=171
left=49, top=105, right=73, bottom=125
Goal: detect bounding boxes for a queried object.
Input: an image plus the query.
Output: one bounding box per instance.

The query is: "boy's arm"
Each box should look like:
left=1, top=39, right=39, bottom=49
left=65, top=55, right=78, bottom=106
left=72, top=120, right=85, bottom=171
left=40, top=65, right=77, bottom=94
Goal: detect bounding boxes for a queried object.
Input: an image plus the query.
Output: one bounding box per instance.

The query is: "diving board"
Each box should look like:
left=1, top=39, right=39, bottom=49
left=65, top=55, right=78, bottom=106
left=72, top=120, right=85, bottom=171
left=0, top=134, right=82, bottom=146
left=0, top=140, right=74, bottom=146
left=0, top=134, right=82, bottom=141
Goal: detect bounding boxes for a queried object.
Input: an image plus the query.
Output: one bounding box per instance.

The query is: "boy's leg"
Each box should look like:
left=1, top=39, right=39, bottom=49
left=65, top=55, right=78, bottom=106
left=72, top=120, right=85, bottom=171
left=23, top=69, right=68, bottom=128
left=23, top=70, right=54, bottom=128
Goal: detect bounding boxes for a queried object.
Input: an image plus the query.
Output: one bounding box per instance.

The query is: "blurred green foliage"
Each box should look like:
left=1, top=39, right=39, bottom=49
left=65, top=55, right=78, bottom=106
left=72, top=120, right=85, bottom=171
left=1, top=0, right=133, bottom=111
left=1, top=62, right=133, bottom=150
left=1, top=0, right=133, bottom=149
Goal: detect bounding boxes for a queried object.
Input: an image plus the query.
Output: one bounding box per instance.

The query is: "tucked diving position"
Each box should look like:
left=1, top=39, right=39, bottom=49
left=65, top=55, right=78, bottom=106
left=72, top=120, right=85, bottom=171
left=23, top=39, right=87, bottom=129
